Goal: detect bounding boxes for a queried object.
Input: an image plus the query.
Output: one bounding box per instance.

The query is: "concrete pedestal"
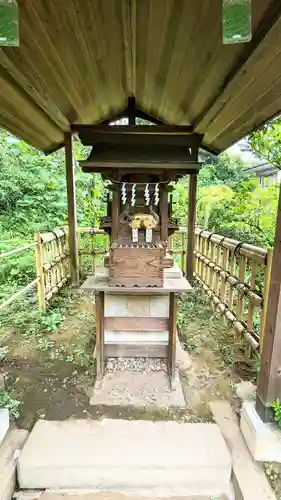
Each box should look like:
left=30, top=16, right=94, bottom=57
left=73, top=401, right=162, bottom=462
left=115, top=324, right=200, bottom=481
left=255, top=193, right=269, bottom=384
left=0, top=409, right=9, bottom=447
left=104, top=265, right=182, bottom=350
left=240, top=401, right=281, bottom=462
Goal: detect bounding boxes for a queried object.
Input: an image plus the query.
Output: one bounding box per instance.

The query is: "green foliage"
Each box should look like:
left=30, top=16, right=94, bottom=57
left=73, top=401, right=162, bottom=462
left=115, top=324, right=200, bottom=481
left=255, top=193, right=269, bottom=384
left=249, top=118, right=281, bottom=169
left=207, top=180, right=278, bottom=246
left=0, top=345, right=8, bottom=361
left=271, top=399, right=281, bottom=428
left=0, top=391, right=21, bottom=420
left=197, top=184, right=234, bottom=229
left=0, top=130, right=106, bottom=299
left=198, top=152, right=247, bottom=189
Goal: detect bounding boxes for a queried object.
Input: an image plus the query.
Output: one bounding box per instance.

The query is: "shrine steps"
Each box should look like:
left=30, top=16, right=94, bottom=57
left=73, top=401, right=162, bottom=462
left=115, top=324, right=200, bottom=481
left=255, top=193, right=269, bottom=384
left=17, top=419, right=232, bottom=498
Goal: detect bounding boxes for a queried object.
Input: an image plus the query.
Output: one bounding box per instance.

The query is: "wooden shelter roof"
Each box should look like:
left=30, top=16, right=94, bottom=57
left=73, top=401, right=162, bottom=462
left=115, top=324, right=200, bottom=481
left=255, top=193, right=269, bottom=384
left=1, top=0, right=281, bottom=153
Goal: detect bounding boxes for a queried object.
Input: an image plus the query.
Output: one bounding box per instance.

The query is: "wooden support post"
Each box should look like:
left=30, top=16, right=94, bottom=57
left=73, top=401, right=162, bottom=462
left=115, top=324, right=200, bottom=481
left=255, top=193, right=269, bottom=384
left=160, top=186, right=168, bottom=242
left=256, top=186, right=281, bottom=422
left=260, top=248, right=274, bottom=351
left=35, top=231, right=46, bottom=310
left=111, top=187, right=119, bottom=243
left=168, top=292, right=177, bottom=390
left=95, top=291, right=105, bottom=384
left=128, top=97, right=136, bottom=125
left=65, top=132, right=79, bottom=285
left=181, top=232, right=185, bottom=272
left=186, top=173, right=197, bottom=281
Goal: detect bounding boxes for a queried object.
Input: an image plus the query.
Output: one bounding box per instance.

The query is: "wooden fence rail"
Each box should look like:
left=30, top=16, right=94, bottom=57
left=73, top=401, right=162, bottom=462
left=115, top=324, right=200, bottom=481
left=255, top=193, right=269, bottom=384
left=0, top=242, right=37, bottom=312
left=193, top=228, right=272, bottom=351
left=36, top=228, right=70, bottom=308
left=0, top=226, right=273, bottom=354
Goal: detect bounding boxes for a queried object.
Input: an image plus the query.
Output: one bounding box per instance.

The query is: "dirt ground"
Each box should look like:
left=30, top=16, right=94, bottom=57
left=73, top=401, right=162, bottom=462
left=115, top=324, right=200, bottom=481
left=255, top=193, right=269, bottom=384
left=0, top=287, right=259, bottom=429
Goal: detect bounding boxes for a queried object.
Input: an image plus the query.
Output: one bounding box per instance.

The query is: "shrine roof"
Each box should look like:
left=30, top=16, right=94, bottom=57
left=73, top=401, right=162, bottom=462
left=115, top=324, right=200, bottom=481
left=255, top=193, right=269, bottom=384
left=0, top=1, right=281, bottom=154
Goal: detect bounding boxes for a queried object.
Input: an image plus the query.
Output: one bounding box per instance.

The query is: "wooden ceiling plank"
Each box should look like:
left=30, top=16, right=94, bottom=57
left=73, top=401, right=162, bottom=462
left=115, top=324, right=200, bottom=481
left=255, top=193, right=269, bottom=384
left=70, top=0, right=108, bottom=119
left=209, top=79, right=281, bottom=151
left=154, top=0, right=196, bottom=122
left=164, top=0, right=219, bottom=122
left=0, top=102, right=52, bottom=149
left=135, top=0, right=150, bottom=106
left=194, top=0, right=281, bottom=130
left=188, top=0, right=270, bottom=125
left=158, top=0, right=215, bottom=124
left=196, top=16, right=281, bottom=140
left=121, top=0, right=136, bottom=96
left=142, top=0, right=174, bottom=115
left=0, top=50, right=69, bottom=132
left=49, top=0, right=95, bottom=120
left=0, top=68, right=62, bottom=143
left=29, top=1, right=85, bottom=107
left=206, top=49, right=281, bottom=144
left=101, top=0, right=128, bottom=109
left=149, top=0, right=185, bottom=118
left=22, top=0, right=85, bottom=123
left=81, top=0, right=126, bottom=119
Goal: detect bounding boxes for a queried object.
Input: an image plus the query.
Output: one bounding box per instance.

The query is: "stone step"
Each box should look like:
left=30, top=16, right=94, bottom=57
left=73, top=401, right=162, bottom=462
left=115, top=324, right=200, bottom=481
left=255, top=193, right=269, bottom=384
left=18, top=419, right=231, bottom=497
left=17, top=491, right=232, bottom=500
left=0, top=429, right=29, bottom=500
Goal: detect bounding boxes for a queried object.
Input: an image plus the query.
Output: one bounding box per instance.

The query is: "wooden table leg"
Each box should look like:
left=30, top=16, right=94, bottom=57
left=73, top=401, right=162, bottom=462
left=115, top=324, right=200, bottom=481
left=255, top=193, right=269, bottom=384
left=95, top=291, right=105, bottom=383
left=168, top=292, right=177, bottom=390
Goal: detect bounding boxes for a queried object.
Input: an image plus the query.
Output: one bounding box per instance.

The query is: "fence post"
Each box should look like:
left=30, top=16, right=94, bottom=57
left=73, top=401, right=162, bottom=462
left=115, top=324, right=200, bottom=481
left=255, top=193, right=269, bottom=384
left=260, top=247, right=273, bottom=352
left=35, top=231, right=46, bottom=310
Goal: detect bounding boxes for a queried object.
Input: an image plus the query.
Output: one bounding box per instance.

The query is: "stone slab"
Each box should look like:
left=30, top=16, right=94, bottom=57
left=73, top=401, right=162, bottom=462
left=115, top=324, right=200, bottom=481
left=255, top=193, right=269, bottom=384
left=104, top=331, right=169, bottom=344
left=41, top=491, right=231, bottom=500
left=90, top=370, right=185, bottom=408
left=0, top=429, right=29, bottom=500
left=18, top=419, right=231, bottom=494
left=80, top=273, right=192, bottom=295
left=104, top=295, right=169, bottom=319
left=211, top=401, right=276, bottom=500
left=240, top=401, right=281, bottom=463
left=0, top=409, right=9, bottom=447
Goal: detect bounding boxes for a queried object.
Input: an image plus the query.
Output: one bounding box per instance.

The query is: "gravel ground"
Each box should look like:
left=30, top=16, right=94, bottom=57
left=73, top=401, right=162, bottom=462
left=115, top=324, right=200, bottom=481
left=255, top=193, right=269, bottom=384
left=105, top=357, right=168, bottom=373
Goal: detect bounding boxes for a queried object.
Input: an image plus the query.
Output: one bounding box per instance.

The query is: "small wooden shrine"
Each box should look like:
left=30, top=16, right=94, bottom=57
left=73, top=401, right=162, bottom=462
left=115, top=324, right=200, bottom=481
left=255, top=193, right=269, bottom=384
left=79, top=124, right=200, bottom=387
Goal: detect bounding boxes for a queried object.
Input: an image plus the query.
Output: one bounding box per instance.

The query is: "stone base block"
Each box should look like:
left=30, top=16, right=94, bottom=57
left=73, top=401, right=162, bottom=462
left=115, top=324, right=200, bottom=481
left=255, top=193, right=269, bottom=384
left=40, top=490, right=233, bottom=500
left=104, top=295, right=170, bottom=319
left=0, top=429, right=29, bottom=500
left=104, top=331, right=169, bottom=344
left=90, top=370, right=185, bottom=408
left=18, top=419, right=231, bottom=494
left=0, top=409, right=9, bottom=448
left=240, top=401, right=281, bottom=462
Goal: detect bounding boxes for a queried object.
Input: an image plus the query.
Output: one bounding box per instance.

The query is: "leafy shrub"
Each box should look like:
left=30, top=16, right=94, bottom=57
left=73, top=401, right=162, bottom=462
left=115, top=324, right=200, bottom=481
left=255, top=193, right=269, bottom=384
left=271, top=399, right=281, bottom=428
left=0, top=391, right=21, bottom=420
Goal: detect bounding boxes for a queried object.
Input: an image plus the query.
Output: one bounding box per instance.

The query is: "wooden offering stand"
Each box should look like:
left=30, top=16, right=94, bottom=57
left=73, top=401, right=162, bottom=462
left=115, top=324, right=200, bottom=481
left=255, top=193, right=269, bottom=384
left=79, top=126, right=198, bottom=388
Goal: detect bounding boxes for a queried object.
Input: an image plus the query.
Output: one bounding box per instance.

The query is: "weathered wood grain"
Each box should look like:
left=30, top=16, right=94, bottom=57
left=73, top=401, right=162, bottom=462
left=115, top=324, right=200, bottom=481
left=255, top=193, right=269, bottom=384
left=0, top=0, right=280, bottom=153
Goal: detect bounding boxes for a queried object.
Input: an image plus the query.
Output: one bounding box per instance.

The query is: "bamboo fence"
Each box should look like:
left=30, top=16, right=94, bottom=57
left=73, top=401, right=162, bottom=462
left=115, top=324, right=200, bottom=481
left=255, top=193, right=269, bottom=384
left=0, top=242, right=37, bottom=312
left=0, top=226, right=273, bottom=354
left=193, top=228, right=273, bottom=351
left=37, top=228, right=70, bottom=307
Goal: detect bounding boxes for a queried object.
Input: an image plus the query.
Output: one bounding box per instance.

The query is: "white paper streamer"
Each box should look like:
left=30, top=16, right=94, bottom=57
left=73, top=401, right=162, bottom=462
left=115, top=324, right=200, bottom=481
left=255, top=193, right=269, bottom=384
left=146, top=228, right=152, bottom=242
left=144, top=183, right=150, bottom=205
left=121, top=182, right=127, bottom=205
left=131, top=183, right=136, bottom=206
left=132, top=228, right=138, bottom=242
left=154, top=183, right=160, bottom=205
